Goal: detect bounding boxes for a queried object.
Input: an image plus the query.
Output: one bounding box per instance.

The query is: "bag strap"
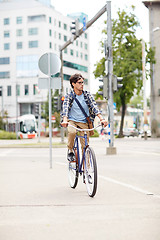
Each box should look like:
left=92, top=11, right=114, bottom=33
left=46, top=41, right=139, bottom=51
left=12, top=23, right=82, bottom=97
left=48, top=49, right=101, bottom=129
left=74, top=97, right=89, bottom=119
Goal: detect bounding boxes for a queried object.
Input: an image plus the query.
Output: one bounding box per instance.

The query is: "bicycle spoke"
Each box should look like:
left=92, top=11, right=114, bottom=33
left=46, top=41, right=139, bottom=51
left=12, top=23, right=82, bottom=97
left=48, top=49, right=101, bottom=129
left=68, top=149, right=78, bottom=189
left=84, top=147, right=97, bottom=197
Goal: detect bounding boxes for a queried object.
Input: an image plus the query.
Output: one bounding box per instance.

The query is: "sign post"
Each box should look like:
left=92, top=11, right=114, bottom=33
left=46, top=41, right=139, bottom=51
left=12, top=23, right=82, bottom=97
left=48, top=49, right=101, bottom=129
left=38, top=53, right=61, bottom=168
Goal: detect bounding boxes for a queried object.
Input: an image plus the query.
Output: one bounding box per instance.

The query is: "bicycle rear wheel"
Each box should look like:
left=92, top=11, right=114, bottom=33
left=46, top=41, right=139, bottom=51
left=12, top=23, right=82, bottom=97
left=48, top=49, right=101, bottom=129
left=84, top=147, right=97, bottom=197
left=68, top=148, right=79, bottom=188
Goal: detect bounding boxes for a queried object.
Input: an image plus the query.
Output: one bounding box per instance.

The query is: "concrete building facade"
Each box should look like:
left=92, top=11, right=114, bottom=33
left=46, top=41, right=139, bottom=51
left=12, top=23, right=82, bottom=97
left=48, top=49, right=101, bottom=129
left=0, top=0, right=90, bottom=119
left=143, top=0, right=160, bottom=137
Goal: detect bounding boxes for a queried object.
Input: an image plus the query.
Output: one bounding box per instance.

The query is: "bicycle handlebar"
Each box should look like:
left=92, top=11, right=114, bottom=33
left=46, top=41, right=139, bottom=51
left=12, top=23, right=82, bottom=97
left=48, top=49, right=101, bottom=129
left=68, top=124, right=108, bottom=132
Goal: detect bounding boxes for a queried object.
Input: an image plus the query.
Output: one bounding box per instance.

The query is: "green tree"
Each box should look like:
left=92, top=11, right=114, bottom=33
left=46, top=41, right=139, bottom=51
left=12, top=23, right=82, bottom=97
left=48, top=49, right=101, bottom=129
left=94, top=6, right=155, bottom=137
left=129, top=95, right=143, bottom=108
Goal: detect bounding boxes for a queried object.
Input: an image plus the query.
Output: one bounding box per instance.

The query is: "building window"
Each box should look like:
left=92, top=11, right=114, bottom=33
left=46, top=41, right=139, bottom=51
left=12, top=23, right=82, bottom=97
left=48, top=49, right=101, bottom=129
left=64, top=35, right=67, bottom=42
left=49, top=42, right=52, bottom=48
left=24, top=85, right=29, bottom=95
left=64, top=48, right=67, bottom=54
left=63, top=60, right=88, bottom=72
left=16, top=29, right=23, bottom=36
left=0, top=72, right=10, bottom=79
left=28, top=15, right=46, bottom=22
left=4, top=31, right=10, bottom=38
left=59, top=33, right=61, bottom=40
left=28, top=28, right=38, bottom=35
left=76, top=40, right=78, bottom=46
left=49, top=17, right=52, bottom=23
left=49, top=29, right=52, bottom=36
left=0, top=58, right=10, bottom=64
left=85, top=43, right=87, bottom=50
left=16, top=85, right=20, bottom=96
left=16, top=17, right=22, bottom=24
left=76, top=51, right=78, bottom=57
left=59, top=21, right=61, bottom=28
left=85, top=33, right=87, bottom=39
left=85, top=54, right=88, bottom=61
left=70, top=49, right=74, bottom=56
left=4, top=43, right=10, bottom=50
left=4, top=18, right=10, bottom=25
left=17, top=42, right=23, bottom=49
left=29, top=41, right=38, bottom=48
left=33, top=84, right=39, bottom=95
left=80, top=53, right=83, bottom=59
left=80, top=42, right=83, bottom=48
left=7, top=86, right=11, bottom=96
left=64, top=23, right=67, bottom=30
left=16, top=55, right=39, bottom=77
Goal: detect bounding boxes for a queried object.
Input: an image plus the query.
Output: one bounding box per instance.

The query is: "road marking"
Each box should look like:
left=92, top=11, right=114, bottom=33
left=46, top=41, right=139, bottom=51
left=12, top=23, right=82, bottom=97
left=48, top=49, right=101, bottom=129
left=99, top=175, right=154, bottom=195
left=121, top=150, right=160, bottom=156
left=56, top=161, right=160, bottom=199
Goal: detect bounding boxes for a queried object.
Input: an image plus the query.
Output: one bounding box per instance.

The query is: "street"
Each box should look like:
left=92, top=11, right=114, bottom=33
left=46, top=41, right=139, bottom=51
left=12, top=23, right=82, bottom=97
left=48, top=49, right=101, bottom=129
left=0, top=137, right=160, bottom=240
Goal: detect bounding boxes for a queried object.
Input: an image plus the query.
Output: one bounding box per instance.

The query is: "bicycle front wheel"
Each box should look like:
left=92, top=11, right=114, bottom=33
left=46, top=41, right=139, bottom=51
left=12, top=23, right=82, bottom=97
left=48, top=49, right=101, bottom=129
left=68, top=148, right=79, bottom=189
left=84, top=147, right=97, bottom=197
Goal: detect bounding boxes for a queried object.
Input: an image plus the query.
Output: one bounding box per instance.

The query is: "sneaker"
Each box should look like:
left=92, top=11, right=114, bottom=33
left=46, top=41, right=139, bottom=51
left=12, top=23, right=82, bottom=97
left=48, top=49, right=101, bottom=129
left=88, top=175, right=93, bottom=184
left=67, top=152, right=75, bottom=162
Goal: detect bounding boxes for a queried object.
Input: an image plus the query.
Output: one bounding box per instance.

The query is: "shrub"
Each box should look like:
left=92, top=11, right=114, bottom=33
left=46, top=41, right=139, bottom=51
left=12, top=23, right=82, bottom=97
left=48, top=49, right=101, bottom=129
left=0, top=130, right=17, bottom=139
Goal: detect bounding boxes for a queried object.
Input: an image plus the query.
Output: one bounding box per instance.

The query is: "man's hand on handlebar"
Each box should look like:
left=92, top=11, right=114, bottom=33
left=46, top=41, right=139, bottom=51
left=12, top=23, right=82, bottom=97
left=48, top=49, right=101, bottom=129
left=100, top=119, right=108, bottom=128
left=61, top=121, right=68, bottom=128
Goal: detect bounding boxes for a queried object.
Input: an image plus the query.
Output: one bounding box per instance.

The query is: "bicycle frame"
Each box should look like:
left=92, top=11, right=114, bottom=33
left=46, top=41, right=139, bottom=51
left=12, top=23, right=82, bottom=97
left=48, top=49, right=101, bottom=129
left=73, top=131, right=88, bottom=174
left=68, top=124, right=107, bottom=174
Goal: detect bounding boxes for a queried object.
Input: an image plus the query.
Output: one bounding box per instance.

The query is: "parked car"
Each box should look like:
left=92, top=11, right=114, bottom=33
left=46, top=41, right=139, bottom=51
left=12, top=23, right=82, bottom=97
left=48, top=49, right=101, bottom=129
left=141, top=130, right=151, bottom=138
left=123, top=128, right=139, bottom=137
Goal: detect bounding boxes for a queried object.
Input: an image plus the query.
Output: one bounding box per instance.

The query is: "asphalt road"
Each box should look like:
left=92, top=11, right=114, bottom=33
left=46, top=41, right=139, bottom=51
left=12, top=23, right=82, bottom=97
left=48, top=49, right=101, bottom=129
left=0, top=137, right=160, bottom=240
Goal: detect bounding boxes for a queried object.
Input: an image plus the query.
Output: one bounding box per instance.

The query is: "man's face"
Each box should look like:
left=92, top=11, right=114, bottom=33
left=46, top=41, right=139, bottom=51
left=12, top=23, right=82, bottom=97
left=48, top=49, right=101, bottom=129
left=73, top=78, right=84, bottom=92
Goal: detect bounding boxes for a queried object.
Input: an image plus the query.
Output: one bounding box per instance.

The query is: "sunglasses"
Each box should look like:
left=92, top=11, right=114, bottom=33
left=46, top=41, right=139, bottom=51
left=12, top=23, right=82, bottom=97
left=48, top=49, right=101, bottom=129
left=76, top=81, right=84, bottom=85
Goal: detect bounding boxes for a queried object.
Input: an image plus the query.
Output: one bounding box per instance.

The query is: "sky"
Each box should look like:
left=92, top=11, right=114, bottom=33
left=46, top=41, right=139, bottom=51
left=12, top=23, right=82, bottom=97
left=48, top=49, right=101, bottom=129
left=51, top=0, right=150, bottom=95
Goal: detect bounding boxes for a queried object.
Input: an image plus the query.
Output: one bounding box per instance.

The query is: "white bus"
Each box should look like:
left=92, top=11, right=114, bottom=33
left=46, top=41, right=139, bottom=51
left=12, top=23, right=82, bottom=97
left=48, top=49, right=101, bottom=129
left=8, top=114, right=37, bottom=139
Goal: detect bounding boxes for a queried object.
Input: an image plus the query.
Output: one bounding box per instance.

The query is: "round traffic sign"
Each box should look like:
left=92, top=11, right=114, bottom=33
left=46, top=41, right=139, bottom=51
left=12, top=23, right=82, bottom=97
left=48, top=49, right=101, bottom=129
left=38, top=53, right=61, bottom=76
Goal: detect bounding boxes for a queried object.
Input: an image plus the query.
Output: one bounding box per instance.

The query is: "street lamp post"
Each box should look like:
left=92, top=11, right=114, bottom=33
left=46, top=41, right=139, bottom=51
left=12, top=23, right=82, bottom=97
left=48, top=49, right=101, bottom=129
left=150, top=26, right=160, bottom=137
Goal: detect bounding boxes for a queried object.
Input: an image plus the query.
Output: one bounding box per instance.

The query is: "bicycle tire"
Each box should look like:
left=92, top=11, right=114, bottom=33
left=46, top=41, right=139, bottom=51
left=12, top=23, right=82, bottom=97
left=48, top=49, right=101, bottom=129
left=68, top=148, right=79, bottom=189
left=84, top=147, right=97, bottom=197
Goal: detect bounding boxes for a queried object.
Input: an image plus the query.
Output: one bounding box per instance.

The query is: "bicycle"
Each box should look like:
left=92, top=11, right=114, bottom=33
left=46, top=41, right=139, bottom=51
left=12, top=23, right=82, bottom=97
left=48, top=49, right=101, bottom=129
left=67, top=124, right=101, bottom=198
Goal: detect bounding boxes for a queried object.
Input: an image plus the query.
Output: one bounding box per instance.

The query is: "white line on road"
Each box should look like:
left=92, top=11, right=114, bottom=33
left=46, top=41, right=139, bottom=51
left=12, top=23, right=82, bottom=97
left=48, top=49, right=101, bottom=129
left=99, top=175, right=154, bottom=195
left=125, top=150, right=160, bottom=156
left=55, top=161, right=159, bottom=198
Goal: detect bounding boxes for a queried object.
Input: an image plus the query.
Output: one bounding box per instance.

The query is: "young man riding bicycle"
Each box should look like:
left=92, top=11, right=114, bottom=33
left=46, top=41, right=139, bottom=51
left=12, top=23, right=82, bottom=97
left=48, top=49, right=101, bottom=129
left=61, top=73, right=107, bottom=161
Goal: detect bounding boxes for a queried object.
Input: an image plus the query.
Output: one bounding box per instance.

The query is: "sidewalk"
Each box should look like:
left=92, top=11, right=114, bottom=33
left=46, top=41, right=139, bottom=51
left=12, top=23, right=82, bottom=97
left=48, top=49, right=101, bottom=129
left=0, top=137, right=67, bottom=148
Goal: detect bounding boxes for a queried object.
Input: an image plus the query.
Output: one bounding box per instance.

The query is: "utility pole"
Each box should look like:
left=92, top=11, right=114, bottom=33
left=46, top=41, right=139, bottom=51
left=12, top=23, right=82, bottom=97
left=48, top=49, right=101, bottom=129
left=60, top=50, right=64, bottom=143
left=142, top=39, right=148, bottom=140
left=106, top=1, right=116, bottom=154
left=15, top=84, right=18, bottom=139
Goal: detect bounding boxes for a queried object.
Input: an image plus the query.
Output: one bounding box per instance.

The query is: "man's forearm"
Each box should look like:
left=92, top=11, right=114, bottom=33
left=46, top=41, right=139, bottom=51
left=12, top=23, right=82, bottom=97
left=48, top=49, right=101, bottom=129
left=63, top=116, right=68, bottom=122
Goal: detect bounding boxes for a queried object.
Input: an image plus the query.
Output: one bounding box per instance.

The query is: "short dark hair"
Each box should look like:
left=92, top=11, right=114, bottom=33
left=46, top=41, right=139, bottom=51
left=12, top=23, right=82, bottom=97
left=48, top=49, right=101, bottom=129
left=69, top=73, right=84, bottom=88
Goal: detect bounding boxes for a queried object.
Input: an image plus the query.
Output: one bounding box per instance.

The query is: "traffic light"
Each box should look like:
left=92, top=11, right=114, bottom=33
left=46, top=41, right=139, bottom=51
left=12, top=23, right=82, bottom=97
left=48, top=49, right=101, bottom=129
left=53, top=96, right=61, bottom=111
left=112, top=75, right=123, bottom=92
left=71, top=19, right=79, bottom=36
left=0, top=86, right=2, bottom=97
left=34, top=103, right=39, bottom=116
left=61, top=96, right=65, bottom=110
left=98, top=76, right=109, bottom=99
